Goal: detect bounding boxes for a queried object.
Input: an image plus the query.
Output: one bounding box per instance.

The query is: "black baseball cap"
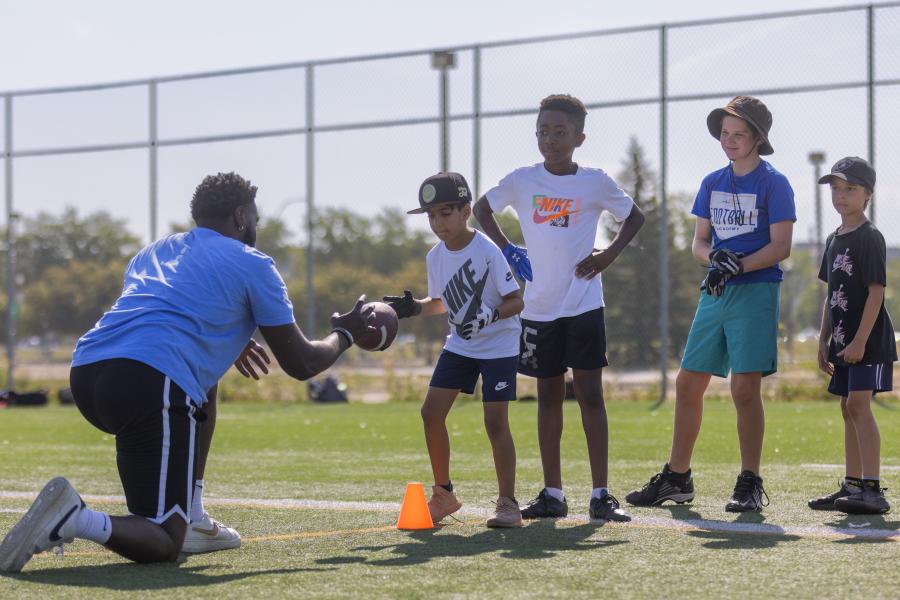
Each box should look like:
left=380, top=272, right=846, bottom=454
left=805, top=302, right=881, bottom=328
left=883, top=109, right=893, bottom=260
left=408, top=172, right=472, bottom=214
left=707, top=95, right=774, bottom=155
left=818, top=156, right=876, bottom=190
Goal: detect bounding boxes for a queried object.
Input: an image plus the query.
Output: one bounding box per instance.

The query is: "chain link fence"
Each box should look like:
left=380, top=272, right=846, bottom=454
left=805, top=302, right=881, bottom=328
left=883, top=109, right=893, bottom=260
left=2, top=3, right=899, bottom=392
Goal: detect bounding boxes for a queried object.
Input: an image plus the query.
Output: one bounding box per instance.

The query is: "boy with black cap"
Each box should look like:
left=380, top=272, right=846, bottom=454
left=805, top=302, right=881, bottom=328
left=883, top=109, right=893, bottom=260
left=384, top=172, right=525, bottom=528
left=808, top=156, right=895, bottom=515
left=627, top=96, right=796, bottom=513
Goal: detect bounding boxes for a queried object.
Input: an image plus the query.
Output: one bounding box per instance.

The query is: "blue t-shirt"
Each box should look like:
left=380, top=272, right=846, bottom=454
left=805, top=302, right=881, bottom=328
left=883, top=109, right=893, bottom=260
left=692, top=160, right=796, bottom=284
left=72, top=227, right=296, bottom=405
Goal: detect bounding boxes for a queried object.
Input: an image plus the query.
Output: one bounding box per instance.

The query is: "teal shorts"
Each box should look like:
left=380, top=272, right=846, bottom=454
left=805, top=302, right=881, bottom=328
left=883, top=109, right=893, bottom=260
left=680, top=282, right=780, bottom=378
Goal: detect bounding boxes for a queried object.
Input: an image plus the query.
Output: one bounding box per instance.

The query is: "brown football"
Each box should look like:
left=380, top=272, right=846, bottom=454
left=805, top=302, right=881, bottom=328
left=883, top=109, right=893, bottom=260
left=355, top=301, right=399, bottom=351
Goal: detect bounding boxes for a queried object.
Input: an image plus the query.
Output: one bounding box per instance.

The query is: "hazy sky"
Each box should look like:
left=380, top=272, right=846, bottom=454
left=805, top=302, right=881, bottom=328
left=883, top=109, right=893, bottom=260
left=1, top=0, right=896, bottom=246
left=1, top=1, right=859, bottom=91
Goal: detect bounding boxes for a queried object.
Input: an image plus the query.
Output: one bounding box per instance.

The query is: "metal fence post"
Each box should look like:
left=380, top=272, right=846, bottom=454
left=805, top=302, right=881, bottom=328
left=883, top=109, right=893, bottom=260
left=4, top=95, right=15, bottom=390
left=305, top=65, right=316, bottom=336
left=149, top=81, right=158, bottom=241
left=867, top=4, right=875, bottom=223
left=473, top=46, right=482, bottom=197
left=657, top=25, right=670, bottom=405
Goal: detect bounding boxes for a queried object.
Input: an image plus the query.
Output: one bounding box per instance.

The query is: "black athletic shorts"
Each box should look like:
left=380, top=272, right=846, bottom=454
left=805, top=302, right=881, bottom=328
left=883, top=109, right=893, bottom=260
left=518, top=308, right=608, bottom=378
left=70, top=359, right=204, bottom=525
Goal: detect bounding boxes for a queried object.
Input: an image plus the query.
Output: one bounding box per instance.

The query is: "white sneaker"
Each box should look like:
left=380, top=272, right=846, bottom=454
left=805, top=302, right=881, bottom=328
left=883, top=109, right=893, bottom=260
left=181, top=513, right=241, bottom=554
left=0, top=477, right=83, bottom=573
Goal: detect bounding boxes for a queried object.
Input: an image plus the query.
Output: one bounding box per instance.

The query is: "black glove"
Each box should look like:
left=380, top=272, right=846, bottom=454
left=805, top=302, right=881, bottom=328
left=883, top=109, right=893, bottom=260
left=701, top=269, right=731, bottom=297
left=382, top=290, right=422, bottom=319
left=709, top=249, right=744, bottom=275
left=330, top=295, right=375, bottom=344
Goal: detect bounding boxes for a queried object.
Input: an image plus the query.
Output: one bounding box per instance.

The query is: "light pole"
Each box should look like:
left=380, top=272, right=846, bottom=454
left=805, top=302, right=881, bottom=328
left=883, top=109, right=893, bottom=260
left=808, top=151, right=826, bottom=260
left=431, top=51, right=456, bottom=172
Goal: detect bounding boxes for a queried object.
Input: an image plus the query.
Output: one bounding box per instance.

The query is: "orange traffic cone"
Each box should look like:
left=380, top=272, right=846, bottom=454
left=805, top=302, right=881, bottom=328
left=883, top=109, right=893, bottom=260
left=396, top=482, right=434, bottom=530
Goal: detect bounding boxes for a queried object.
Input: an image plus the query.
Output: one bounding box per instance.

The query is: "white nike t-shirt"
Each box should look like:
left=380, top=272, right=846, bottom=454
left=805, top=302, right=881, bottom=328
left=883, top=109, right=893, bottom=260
left=427, top=230, right=521, bottom=359
left=486, top=163, right=635, bottom=322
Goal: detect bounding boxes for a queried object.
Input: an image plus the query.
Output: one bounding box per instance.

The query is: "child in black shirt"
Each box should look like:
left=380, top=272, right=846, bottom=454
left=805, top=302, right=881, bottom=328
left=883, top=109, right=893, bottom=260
left=809, top=157, right=896, bottom=515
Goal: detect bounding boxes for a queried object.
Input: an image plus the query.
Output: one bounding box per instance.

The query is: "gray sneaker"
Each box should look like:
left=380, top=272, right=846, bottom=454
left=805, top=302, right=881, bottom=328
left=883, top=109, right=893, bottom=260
left=0, top=477, right=84, bottom=573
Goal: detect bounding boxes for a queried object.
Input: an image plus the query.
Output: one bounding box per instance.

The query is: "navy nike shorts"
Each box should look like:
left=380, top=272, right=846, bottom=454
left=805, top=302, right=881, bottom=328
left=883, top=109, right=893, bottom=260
left=429, top=350, right=517, bottom=402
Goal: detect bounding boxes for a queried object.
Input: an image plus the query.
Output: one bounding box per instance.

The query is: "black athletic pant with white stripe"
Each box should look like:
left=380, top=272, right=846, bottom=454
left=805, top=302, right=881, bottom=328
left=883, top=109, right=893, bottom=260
left=70, top=358, right=204, bottom=525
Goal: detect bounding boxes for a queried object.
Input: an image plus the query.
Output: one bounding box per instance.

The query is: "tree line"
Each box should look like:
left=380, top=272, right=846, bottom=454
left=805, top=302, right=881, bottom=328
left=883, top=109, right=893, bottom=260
left=2, top=140, right=896, bottom=368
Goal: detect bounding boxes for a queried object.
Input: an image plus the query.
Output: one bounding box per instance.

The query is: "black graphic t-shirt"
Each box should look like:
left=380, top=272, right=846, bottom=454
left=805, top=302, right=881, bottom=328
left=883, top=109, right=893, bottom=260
left=818, top=221, right=897, bottom=365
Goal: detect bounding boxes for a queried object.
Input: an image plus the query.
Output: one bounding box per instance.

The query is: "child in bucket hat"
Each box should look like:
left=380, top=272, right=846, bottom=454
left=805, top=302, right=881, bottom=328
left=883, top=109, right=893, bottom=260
left=628, top=96, right=796, bottom=513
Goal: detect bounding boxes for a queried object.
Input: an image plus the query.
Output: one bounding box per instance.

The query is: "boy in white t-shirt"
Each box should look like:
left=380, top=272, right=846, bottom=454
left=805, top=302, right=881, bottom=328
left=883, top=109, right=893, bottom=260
left=384, top=172, right=525, bottom=528
left=473, top=94, right=644, bottom=522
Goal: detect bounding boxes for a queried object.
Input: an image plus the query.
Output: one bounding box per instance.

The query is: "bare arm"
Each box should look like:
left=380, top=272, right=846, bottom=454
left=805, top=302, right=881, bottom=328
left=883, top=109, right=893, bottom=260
left=258, top=296, right=373, bottom=381
left=496, top=289, right=524, bottom=319
left=473, top=196, right=510, bottom=249
left=258, top=324, right=349, bottom=381
left=692, top=218, right=715, bottom=264
left=740, top=220, right=793, bottom=273
left=818, top=295, right=833, bottom=375
left=575, top=204, right=645, bottom=278
left=419, top=297, right=446, bottom=317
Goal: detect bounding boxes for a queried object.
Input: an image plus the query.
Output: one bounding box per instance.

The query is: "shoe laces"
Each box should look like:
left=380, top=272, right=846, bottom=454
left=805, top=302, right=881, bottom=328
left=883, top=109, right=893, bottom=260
left=603, top=494, right=622, bottom=508
left=733, top=475, right=769, bottom=507
left=640, top=473, right=663, bottom=492
left=525, top=490, right=549, bottom=508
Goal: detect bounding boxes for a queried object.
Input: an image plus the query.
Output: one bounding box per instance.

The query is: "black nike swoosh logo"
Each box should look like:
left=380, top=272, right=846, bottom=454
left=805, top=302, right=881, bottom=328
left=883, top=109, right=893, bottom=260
left=49, top=505, right=80, bottom=542
left=454, top=270, right=490, bottom=337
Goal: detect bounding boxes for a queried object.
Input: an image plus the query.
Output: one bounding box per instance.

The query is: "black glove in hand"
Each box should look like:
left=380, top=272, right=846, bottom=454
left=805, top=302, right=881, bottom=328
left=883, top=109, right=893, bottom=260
left=330, top=295, right=375, bottom=343
left=382, top=290, right=422, bottom=319
left=701, top=269, right=731, bottom=297
left=709, top=249, right=744, bottom=275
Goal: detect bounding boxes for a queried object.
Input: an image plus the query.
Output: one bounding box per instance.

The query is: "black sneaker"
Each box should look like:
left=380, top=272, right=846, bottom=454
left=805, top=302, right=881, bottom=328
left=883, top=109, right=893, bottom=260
left=520, top=489, right=568, bottom=519
left=725, top=470, right=769, bottom=513
left=625, top=468, right=695, bottom=507
left=808, top=480, right=857, bottom=511
left=589, top=494, right=632, bottom=522
left=834, top=482, right=891, bottom=515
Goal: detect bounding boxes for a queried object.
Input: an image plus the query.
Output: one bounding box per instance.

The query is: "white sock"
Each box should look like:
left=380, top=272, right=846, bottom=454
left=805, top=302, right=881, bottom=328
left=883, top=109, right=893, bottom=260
left=75, top=507, right=112, bottom=545
left=591, top=487, right=609, bottom=500
left=191, top=480, right=206, bottom=522
left=545, top=487, right=565, bottom=502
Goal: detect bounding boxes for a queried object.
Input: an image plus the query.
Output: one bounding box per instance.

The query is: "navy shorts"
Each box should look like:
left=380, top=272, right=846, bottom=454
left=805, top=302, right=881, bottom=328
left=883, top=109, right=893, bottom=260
left=519, top=308, right=608, bottom=378
left=828, top=363, right=894, bottom=397
left=429, top=350, right=517, bottom=402
left=70, top=359, right=204, bottom=525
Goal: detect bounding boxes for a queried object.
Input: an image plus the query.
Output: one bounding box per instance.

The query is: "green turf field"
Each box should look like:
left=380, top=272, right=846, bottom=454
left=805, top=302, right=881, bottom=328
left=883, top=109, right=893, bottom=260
left=1, top=399, right=898, bottom=598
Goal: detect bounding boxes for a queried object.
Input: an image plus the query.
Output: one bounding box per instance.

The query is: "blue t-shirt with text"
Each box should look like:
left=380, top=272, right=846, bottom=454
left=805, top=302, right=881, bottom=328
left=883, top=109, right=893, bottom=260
left=692, top=160, right=796, bottom=284
left=72, top=228, right=296, bottom=405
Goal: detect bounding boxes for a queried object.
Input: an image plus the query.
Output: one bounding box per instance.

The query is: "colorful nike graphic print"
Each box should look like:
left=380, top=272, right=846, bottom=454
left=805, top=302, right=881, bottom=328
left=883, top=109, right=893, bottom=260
left=532, top=195, right=581, bottom=228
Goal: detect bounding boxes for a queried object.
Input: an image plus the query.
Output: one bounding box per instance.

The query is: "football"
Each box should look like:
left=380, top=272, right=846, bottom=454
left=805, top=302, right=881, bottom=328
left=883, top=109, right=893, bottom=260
left=355, top=301, right=399, bottom=351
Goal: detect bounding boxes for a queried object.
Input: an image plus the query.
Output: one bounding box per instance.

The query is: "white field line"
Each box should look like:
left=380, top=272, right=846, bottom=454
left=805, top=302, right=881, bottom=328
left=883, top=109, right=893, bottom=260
left=800, top=464, right=900, bottom=472
left=0, top=491, right=896, bottom=541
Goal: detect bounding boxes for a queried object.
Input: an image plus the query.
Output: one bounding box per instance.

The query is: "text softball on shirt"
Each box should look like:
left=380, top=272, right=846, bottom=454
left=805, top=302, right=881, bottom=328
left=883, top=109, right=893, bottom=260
left=426, top=231, right=521, bottom=360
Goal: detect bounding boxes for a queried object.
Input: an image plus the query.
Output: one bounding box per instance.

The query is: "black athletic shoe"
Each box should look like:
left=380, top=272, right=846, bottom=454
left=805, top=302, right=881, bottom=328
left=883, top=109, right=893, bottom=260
left=725, top=470, right=769, bottom=513
left=625, top=468, right=695, bottom=507
left=520, top=489, right=568, bottom=519
left=808, top=480, right=857, bottom=511
left=589, top=494, right=632, bottom=522
left=834, top=482, right=891, bottom=515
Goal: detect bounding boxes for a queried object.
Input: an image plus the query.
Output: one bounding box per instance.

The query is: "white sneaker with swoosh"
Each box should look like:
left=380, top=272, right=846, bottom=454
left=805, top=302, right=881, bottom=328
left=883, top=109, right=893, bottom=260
left=0, top=477, right=83, bottom=573
left=181, top=513, right=241, bottom=554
